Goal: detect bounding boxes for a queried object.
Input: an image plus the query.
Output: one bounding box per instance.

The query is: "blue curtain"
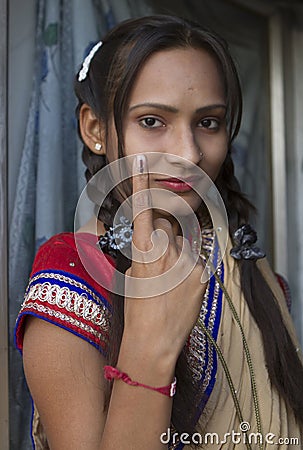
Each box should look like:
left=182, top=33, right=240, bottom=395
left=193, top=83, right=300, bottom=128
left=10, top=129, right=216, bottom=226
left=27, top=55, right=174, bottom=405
left=9, top=1, right=125, bottom=448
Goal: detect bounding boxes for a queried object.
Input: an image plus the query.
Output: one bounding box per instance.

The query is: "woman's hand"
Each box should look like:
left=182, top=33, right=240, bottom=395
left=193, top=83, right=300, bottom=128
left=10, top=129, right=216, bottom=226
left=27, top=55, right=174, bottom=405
left=123, top=154, right=207, bottom=365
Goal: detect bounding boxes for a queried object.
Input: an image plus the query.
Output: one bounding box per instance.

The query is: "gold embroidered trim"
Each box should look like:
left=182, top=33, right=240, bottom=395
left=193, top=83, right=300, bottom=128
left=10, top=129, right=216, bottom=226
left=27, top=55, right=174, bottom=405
left=20, top=272, right=112, bottom=346
left=21, top=301, right=107, bottom=343
left=187, top=230, right=221, bottom=389
left=22, top=281, right=110, bottom=328
left=29, top=271, right=106, bottom=307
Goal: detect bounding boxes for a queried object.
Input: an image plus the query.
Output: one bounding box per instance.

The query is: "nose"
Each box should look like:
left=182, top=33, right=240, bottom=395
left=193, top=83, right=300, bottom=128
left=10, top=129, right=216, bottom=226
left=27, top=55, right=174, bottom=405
left=165, top=125, right=202, bottom=166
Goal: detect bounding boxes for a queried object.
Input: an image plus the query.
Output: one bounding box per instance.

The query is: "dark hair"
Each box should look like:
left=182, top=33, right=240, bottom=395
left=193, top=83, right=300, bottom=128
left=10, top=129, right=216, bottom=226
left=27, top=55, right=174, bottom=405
left=74, top=14, right=303, bottom=434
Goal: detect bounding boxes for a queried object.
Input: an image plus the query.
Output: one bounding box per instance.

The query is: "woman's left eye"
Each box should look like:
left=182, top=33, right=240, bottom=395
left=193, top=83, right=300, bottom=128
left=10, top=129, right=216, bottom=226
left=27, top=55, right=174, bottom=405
left=139, top=117, right=164, bottom=128
left=199, top=118, right=220, bottom=130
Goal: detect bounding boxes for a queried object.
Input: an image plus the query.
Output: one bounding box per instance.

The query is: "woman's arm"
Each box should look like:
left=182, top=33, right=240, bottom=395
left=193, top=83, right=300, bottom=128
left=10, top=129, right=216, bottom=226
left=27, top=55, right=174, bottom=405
left=23, top=317, right=107, bottom=450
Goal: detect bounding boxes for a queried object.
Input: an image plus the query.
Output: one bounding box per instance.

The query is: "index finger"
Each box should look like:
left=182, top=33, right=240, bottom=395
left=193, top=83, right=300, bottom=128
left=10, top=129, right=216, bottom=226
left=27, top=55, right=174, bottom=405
left=132, top=154, right=154, bottom=250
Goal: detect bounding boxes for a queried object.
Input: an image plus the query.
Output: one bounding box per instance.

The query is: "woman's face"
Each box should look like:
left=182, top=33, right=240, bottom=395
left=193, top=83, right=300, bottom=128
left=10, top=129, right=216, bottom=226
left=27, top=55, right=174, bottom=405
left=109, top=46, right=228, bottom=215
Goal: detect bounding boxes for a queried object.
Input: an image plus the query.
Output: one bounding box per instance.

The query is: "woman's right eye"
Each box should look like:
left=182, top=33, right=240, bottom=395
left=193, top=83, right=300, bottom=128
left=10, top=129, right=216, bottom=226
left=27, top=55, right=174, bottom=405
left=139, top=117, right=164, bottom=128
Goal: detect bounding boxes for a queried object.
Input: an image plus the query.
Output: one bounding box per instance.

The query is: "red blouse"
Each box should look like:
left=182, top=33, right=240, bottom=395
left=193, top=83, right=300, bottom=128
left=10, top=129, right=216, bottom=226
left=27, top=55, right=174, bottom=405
left=15, top=232, right=115, bottom=356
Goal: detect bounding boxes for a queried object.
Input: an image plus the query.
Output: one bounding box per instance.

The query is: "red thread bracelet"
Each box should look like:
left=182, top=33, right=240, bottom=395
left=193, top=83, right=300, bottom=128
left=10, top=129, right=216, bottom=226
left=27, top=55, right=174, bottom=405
left=104, top=365, right=177, bottom=397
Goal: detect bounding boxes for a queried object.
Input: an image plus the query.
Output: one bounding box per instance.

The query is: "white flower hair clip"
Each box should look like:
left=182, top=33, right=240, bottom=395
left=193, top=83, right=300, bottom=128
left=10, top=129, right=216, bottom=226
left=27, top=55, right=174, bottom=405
left=78, top=41, right=103, bottom=82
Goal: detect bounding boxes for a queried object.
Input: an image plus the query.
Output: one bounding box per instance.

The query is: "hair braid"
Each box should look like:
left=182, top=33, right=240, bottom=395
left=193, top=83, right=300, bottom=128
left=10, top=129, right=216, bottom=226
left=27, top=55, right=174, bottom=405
left=217, top=152, right=303, bottom=424
left=215, top=151, right=255, bottom=231
left=82, top=145, right=121, bottom=228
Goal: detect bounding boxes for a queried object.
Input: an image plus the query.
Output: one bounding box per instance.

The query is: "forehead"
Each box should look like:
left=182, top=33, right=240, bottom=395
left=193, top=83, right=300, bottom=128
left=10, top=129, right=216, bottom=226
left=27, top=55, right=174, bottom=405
left=129, top=47, right=225, bottom=105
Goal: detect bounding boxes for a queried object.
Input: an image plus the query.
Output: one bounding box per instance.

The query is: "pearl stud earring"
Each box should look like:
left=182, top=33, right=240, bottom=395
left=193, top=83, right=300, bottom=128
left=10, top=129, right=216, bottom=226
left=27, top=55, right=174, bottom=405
left=95, top=143, right=102, bottom=152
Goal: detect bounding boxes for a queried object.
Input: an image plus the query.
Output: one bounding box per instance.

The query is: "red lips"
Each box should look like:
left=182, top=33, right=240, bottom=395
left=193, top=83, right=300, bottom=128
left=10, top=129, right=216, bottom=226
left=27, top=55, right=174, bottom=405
left=155, top=177, right=194, bottom=192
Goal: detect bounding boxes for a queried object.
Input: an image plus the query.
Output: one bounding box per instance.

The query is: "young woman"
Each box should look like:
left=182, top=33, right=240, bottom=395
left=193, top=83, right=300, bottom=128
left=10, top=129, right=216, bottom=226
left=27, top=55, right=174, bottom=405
left=15, top=15, right=303, bottom=449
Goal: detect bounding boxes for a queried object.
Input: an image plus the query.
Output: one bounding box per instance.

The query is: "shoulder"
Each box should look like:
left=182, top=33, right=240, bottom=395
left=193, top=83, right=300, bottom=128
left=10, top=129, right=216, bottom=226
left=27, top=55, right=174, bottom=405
left=15, top=232, right=115, bottom=356
left=29, top=231, right=116, bottom=301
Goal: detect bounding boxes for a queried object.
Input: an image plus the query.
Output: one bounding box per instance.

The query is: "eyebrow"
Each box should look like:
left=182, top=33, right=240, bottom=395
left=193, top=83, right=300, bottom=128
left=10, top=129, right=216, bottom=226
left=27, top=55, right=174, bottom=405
left=128, top=102, right=227, bottom=114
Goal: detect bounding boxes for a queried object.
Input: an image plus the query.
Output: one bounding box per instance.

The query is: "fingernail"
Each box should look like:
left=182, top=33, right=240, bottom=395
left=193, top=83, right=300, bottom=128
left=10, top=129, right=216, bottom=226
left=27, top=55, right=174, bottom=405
left=134, top=154, right=146, bottom=174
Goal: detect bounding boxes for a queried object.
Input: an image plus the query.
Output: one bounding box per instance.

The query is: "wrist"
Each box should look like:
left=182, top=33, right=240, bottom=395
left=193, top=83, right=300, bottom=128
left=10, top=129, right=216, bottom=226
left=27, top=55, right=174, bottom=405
left=118, top=332, right=177, bottom=387
left=104, top=366, right=177, bottom=398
